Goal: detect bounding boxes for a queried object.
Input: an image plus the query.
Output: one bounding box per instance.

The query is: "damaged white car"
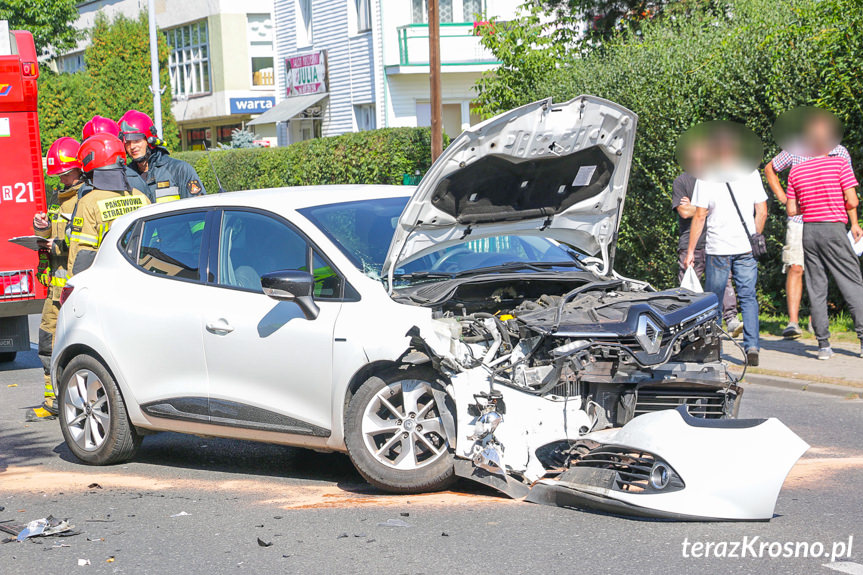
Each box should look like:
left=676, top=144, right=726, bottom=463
left=52, top=96, right=807, bottom=521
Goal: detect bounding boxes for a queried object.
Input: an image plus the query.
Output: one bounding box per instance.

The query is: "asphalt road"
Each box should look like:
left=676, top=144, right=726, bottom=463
left=1, top=345, right=861, bottom=575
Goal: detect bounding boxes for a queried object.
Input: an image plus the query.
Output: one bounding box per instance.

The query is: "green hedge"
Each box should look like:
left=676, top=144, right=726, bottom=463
left=172, top=128, right=448, bottom=194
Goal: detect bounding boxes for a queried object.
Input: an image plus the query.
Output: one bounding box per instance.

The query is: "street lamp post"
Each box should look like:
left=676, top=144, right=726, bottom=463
left=147, top=0, right=163, bottom=137
left=427, top=0, right=442, bottom=162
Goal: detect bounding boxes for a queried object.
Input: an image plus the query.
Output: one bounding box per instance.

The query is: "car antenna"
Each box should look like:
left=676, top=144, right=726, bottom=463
left=203, top=144, right=227, bottom=194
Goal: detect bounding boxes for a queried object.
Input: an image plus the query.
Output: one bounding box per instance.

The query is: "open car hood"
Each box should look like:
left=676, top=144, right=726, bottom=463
left=383, top=96, right=637, bottom=288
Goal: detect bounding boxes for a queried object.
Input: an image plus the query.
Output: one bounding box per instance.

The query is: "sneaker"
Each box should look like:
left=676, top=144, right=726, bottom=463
left=727, top=319, right=744, bottom=338
left=817, top=346, right=834, bottom=361
left=782, top=323, right=803, bottom=339
left=859, top=341, right=863, bottom=359
left=746, top=348, right=759, bottom=367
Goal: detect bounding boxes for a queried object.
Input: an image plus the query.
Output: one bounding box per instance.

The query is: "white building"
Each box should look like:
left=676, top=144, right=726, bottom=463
left=249, top=0, right=520, bottom=145
left=56, top=0, right=278, bottom=149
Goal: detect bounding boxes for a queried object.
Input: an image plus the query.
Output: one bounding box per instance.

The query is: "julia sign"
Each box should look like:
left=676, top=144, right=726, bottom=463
left=285, top=51, right=327, bottom=97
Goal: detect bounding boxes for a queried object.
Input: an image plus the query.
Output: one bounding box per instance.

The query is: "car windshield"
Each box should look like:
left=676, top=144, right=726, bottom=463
left=299, top=197, right=583, bottom=283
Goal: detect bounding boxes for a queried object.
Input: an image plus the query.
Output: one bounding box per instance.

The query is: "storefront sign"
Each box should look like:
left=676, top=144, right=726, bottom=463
left=229, top=97, right=276, bottom=114
left=285, top=51, right=327, bottom=96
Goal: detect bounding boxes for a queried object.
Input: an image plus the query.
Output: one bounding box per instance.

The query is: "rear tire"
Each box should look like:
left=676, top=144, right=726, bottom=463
left=0, top=352, right=16, bottom=363
left=345, top=367, right=456, bottom=494
left=58, top=355, right=141, bottom=465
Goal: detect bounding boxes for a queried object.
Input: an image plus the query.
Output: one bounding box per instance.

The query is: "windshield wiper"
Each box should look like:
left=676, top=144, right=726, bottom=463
left=392, top=271, right=455, bottom=281
left=453, top=260, right=583, bottom=277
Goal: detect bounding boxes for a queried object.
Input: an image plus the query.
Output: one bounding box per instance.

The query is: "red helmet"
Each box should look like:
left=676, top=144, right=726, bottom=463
left=46, top=137, right=82, bottom=176
left=78, top=133, right=127, bottom=172
left=119, top=109, right=158, bottom=143
left=82, top=115, right=121, bottom=140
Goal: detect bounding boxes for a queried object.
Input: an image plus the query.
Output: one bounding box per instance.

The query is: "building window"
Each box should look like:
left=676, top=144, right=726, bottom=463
left=248, top=14, right=274, bottom=87
left=296, top=0, right=313, bottom=46
left=355, top=0, right=372, bottom=32
left=166, top=20, right=211, bottom=97
left=411, top=0, right=453, bottom=23
left=463, top=0, right=482, bottom=21
left=354, top=104, right=376, bottom=132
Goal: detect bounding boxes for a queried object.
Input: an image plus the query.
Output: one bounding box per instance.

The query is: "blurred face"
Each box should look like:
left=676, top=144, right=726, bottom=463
left=124, top=138, right=148, bottom=161
left=804, top=115, right=838, bottom=156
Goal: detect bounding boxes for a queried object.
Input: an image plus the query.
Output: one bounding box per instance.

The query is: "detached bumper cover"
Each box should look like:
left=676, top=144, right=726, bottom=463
left=525, top=406, right=809, bottom=521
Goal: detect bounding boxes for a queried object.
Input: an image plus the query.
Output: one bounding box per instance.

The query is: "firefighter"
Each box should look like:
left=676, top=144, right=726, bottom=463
left=82, top=115, right=154, bottom=203
left=68, top=133, right=151, bottom=276
left=118, top=109, right=206, bottom=202
left=29, top=137, right=83, bottom=419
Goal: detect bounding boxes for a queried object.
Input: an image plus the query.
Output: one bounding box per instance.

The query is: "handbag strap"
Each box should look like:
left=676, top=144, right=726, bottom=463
left=725, top=182, right=754, bottom=239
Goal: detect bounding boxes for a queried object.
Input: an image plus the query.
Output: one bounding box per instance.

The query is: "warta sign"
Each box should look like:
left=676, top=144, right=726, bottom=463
left=285, top=50, right=327, bottom=97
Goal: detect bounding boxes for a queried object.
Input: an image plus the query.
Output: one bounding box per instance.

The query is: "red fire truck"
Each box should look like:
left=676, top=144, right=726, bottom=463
left=0, top=22, right=47, bottom=363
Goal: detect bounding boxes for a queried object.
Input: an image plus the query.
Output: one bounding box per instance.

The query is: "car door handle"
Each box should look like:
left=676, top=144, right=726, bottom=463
left=205, top=319, right=234, bottom=334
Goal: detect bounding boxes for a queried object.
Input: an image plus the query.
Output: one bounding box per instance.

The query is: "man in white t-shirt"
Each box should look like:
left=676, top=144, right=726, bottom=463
left=684, top=170, right=768, bottom=365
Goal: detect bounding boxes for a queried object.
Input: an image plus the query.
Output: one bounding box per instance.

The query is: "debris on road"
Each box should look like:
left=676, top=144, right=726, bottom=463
left=377, top=518, right=411, bottom=528
left=399, top=512, right=409, bottom=517
left=257, top=538, right=273, bottom=547
left=0, top=516, right=79, bottom=542
left=77, top=558, right=90, bottom=566
left=87, top=483, right=102, bottom=490
left=170, top=511, right=190, bottom=517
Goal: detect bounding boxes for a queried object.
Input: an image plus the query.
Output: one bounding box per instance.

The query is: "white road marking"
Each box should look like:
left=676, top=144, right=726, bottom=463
left=824, top=562, right=863, bottom=574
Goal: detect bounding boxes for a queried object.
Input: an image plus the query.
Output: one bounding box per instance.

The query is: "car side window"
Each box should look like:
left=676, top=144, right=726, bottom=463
left=218, top=210, right=308, bottom=291
left=137, top=212, right=207, bottom=280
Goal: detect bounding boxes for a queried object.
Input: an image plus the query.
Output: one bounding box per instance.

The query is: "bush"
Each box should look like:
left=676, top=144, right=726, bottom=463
left=474, top=0, right=863, bottom=314
left=175, top=128, right=447, bottom=194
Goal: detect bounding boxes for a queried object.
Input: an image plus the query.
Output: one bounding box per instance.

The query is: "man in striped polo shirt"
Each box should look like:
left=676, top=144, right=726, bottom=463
left=765, top=144, right=851, bottom=339
left=786, top=149, right=863, bottom=360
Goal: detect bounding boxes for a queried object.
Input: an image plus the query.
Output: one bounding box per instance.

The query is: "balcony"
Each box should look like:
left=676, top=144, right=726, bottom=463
left=396, top=23, right=500, bottom=68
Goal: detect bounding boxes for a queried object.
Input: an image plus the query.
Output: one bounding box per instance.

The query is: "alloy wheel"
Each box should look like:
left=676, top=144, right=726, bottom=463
left=64, top=369, right=111, bottom=452
left=360, top=379, right=448, bottom=470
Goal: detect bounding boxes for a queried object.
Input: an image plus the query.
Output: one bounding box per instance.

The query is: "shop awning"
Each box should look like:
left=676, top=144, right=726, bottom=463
left=246, top=93, right=328, bottom=126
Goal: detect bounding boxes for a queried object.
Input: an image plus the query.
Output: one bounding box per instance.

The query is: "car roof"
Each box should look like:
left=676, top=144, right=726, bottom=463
left=133, top=184, right=414, bottom=218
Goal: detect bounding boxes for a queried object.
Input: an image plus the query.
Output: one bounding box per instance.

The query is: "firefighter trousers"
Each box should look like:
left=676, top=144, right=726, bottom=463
left=37, top=288, right=61, bottom=399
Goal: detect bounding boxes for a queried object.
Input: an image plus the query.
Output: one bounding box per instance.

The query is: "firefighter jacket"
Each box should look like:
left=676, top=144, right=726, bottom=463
left=68, top=187, right=150, bottom=276
left=131, top=147, right=206, bottom=203
left=33, top=182, right=81, bottom=294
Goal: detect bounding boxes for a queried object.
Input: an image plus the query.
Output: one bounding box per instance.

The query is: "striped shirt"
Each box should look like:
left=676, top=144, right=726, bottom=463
left=772, top=145, right=851, bottom=224
left=786, top=156, right=859, bottom=223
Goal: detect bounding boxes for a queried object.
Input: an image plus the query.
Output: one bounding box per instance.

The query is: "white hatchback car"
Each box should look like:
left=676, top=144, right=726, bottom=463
left=52, top=97, right=806, bottom=520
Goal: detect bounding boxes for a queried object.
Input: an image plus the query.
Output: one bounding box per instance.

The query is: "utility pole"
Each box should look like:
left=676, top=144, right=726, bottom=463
left=427, top=0, right=442, bottom=162
left=147, top=0, right=163, bottom=137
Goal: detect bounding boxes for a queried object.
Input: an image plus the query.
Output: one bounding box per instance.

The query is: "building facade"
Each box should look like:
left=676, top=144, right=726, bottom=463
left=57, top=0, right=278, bottom=149
left=251, top=0, right=520, bottom=145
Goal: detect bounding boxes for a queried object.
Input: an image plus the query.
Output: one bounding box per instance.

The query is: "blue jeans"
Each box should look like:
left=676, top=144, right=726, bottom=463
left=705, top=253, right=759, bottom=352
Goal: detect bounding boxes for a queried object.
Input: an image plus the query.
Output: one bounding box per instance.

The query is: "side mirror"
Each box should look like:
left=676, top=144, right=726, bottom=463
left=260, top=270, right=320, bottom=320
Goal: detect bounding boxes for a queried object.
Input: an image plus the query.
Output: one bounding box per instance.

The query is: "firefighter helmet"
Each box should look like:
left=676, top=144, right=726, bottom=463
left=78, top=133, right=127, bottom=172
left=82, top=115, right=121, bottom=140
left=46, top=137, right=82, bottom=176
left=118, top=109, right=159, bottom=143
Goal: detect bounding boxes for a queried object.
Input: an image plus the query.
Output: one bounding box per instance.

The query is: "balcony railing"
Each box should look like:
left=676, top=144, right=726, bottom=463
left=396, top=23, right=500, bottom=67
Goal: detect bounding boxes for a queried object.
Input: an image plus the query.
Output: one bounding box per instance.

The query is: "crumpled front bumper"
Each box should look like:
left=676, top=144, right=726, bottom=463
left=523, top=405, right=809, bottom=521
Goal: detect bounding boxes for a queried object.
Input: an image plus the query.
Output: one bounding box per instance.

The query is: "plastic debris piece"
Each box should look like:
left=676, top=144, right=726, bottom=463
left=257, top=538, right=273, bottom=547
left=77, top=558, right=90, bottom=566
left=51, top=543, right=71, bottom=549
left=366, top=539, right=376, bottom=544
left=273, top=516, right=283, bottom=520
left=7, top=384, right=17, bottom=387
left=87, top=483, right=102, bottom=489
left=441, top=532, right=449, bottom=537
left=16, top=516, right=76, bottom=542
left=170, top=511, right=190, bottom=517
left=106, top=556, right=115, bottom=563
left=377, top=518, right=411, bottom=528
left=337, top=533, right=349, bottom=539
left=400, top=512, right=410, bottom=517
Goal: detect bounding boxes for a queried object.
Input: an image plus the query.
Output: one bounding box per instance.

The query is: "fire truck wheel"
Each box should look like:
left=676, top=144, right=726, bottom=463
left=0, top=352, right=16, bottom=363
left=58, top=354, right=142, bottom=465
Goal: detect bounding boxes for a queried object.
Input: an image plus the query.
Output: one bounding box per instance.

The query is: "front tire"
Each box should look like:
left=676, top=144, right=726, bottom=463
left=345, top=368, right=456, bottom=494
left=58, top=355, right=141, bottom=465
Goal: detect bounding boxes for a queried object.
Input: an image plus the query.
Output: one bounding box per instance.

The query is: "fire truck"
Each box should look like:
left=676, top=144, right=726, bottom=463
left=0, top=21, right=48, bottom=363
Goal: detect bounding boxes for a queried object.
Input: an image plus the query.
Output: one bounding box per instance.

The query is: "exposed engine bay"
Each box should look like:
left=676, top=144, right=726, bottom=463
left=397, top=273, right=740, bottom=432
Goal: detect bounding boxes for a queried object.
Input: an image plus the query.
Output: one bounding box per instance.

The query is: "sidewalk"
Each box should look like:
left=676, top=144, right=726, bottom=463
left=724, top=334, right=863, bottom=397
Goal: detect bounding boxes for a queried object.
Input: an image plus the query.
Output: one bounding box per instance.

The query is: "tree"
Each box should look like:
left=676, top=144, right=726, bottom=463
left=37, top=12, right=179, bottom=152
left=85, top=13, right=178, bottom=150
left=0, top=0, right=80, bottom=56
